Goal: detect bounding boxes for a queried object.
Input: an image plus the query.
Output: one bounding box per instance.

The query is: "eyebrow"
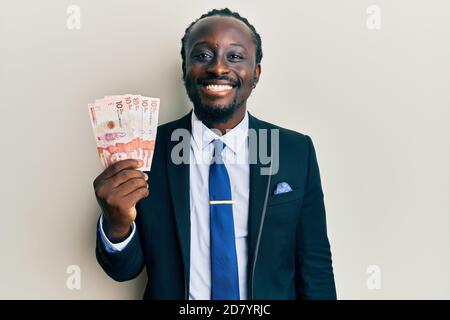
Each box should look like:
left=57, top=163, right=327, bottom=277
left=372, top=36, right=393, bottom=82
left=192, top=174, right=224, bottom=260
left=192, top=41, right=209, bottom=48
left=230, top=43, right=245, bottom=49
left=192, top=41, right=246, bottom=49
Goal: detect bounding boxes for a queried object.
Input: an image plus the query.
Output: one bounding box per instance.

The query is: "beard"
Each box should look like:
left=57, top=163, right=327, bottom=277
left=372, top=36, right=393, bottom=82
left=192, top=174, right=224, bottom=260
left=192, top=98, right=241, bottom=127
left=184, top=76, right=243, bottom=127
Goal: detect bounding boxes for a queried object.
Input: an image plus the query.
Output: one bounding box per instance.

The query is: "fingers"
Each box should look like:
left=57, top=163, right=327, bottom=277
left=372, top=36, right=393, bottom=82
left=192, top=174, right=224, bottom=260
left=104, top=159, right=143, bottom=179
left=92, top=159, right=149, bottom=220
left=122, top=187, right=150, bottom=207
left=114, top=177, right=149, bottom=197
left=108, top=169, right=148, bottom=188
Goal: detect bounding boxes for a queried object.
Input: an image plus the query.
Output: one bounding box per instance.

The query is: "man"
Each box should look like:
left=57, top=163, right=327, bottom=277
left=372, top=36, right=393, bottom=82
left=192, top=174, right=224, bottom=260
left=94, top=8, right=336, bottom=300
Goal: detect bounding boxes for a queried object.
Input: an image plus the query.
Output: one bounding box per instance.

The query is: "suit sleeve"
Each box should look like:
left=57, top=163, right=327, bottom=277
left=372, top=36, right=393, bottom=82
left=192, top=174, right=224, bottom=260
left=95, top=217, right=145, bottom=282
left=295, top=135, right=337, bottom=299
left=98, top=214, right=136, bottom=252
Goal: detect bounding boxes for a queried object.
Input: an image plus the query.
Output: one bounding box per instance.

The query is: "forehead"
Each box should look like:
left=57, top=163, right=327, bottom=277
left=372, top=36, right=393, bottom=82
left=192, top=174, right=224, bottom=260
left=186, top=15, right=255, bottom=50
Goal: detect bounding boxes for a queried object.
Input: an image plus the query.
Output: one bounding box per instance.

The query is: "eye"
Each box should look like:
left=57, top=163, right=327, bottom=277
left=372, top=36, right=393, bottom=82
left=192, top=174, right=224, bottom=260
left=194, top=52, right=212, bottom=61
left=228, top=54, right=244, bottom=61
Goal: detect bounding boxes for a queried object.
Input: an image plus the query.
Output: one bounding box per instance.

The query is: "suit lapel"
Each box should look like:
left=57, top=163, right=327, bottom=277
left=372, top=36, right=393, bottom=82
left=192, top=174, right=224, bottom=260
left=247, top=112, right=271, bottom=287
left=166, top=110, right=192, bottom=298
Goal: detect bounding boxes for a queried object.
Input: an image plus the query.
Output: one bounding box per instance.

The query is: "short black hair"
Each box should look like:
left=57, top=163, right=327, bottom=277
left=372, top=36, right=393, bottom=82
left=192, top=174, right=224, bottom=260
left=180, top=8, right=263, bottom=79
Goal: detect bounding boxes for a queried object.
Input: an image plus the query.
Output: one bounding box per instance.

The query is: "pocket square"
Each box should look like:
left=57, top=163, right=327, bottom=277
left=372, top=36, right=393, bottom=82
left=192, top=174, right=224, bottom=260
left=273, top=182, right=293, bottom=195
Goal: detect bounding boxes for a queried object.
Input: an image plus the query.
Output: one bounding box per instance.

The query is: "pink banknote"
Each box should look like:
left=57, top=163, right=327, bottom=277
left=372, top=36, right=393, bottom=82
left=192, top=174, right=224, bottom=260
left=88, top=94, right=160, bottom=171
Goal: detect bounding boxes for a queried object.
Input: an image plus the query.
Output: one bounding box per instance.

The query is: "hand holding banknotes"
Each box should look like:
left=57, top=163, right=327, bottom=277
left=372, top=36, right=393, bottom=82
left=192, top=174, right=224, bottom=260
left=93, top=159, right=149, bottom=242
left=88, top=94, right=160, bottom=242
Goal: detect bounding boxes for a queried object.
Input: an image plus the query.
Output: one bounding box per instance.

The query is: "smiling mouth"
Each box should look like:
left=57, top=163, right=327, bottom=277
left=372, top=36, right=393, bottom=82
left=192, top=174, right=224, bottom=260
left=204, top=84, right=235, bottom=92
left=199, top=82, right=238, bottom=97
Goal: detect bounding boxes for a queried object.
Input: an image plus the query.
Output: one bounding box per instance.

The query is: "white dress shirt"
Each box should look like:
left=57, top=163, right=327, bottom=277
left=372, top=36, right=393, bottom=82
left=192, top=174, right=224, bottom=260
left=99, top=110, right=250, bottom=300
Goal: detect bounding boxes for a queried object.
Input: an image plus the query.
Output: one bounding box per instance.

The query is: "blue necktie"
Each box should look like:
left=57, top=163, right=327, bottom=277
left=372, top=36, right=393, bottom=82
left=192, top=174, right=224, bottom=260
left=209, top=139, right=240, bottom=300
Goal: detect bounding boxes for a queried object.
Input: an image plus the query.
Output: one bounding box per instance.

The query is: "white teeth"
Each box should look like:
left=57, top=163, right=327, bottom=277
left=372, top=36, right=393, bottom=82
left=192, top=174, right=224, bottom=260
left=205, top=84, right=233, bottom=91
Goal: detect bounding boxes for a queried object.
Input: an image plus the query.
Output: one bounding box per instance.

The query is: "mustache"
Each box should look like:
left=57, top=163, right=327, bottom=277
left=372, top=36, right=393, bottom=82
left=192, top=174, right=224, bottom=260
left=196, top=76, right=241, bottom=88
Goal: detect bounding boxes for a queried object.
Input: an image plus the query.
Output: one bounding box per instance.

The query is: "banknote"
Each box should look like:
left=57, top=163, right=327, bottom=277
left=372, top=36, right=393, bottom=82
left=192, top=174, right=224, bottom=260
left=141, top=96, right=160, bottom=170
left=88, top=94, right=160, bottom=171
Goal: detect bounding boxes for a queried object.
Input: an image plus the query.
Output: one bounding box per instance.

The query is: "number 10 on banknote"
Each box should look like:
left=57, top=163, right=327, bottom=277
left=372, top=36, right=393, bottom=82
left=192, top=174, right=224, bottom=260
left=88, top=94, right=160, bottom=171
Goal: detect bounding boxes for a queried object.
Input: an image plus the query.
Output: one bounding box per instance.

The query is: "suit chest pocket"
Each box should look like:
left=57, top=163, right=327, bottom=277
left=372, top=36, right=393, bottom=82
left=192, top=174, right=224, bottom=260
left=267, top=188, right=303, bottom=207
left=264, top=189, right=303, bottom=228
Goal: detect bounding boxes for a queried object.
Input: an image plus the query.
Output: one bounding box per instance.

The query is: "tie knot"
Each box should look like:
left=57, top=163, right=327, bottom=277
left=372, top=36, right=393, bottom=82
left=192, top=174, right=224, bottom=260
left=212, top=139, right=226, bottom=163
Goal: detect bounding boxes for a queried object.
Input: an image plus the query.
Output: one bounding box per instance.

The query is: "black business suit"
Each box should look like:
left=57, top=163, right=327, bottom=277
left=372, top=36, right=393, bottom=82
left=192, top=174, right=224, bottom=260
left=96, top=110, right=337, bottom=300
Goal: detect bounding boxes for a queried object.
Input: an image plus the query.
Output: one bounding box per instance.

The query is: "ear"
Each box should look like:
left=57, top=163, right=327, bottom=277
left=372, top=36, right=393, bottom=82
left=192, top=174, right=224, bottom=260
left=253, top=63, right=261, bottom=88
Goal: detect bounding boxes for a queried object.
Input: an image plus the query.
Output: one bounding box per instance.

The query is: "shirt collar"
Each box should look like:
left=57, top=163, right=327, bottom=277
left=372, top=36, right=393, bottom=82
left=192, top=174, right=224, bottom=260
left=191, top=109, right=249, bottom=154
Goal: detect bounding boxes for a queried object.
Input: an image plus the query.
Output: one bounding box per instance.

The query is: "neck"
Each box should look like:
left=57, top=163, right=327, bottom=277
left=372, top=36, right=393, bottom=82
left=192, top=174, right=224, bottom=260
left=205, top=104, right=247, bottom=135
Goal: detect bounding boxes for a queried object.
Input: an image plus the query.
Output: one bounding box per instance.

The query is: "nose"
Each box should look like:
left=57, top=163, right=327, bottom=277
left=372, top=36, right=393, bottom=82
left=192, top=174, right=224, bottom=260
left=206, top=55, right=230, bottom=76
